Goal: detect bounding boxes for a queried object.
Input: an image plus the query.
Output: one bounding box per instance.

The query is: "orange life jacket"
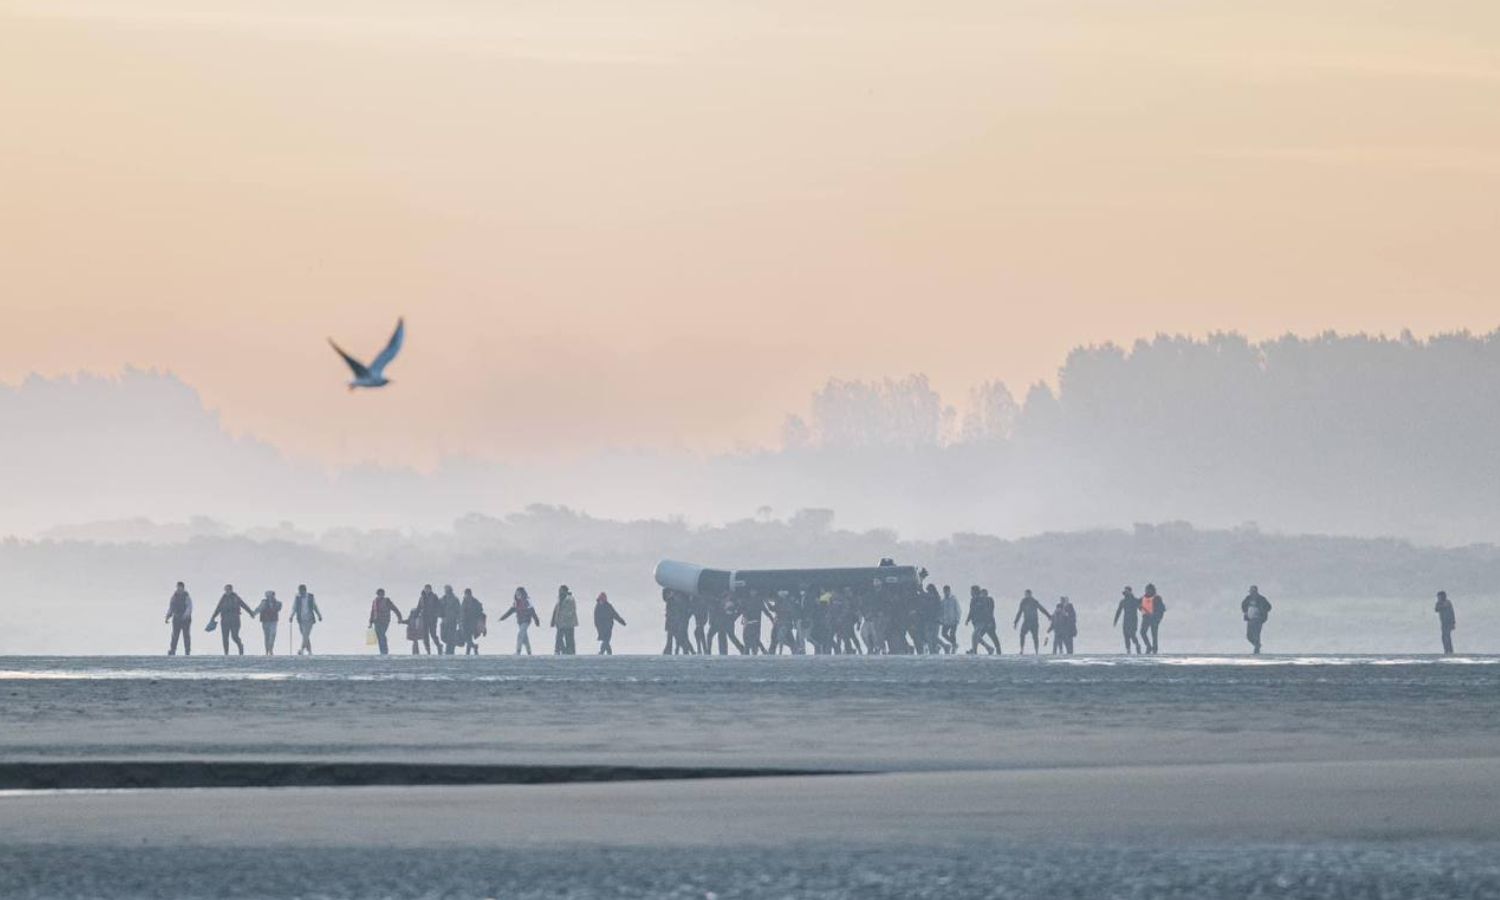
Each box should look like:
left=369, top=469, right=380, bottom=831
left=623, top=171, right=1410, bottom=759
left=1140, top=595, right=1157, bottom=617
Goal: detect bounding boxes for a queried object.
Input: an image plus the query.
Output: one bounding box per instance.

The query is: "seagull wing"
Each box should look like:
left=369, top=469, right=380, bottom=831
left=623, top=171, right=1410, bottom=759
left=328, top=339, right=371, bottom=379
left=369, top=317, right=404, bottom=376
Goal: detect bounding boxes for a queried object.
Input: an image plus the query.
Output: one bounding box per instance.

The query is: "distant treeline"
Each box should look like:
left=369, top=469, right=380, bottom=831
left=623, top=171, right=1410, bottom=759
left=7, top=330, right=1500, bottom=542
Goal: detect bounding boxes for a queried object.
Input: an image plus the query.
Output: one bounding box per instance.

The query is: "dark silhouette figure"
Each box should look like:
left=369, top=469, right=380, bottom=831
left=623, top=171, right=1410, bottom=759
left=661, top=590, right=696, bottom=655
left=690, top=594, right=711, bottom=655
left=461, top=589, right=486, bottom=655
left=208, top=584, right=253, bottom=655
left=416, top=585, right=441, bottom=654
left=594, top=592, right=626, bottom=654
left=165, top=581, right=193, bottom=656
left=1241, top=586, right=1272, bottom=654
left=1138, top=584, right=1166, bottom=654
left=551, top=585, right=578, bottom=655
left=1435, top=590, right=1456, bottom=655
left=368, top=589, right=404, bottom=656
left=291, top=589, right=323, bottom=655
left=251, top=591, right=282, bottom=655
left=1013, top=589, right=1052, bottom=655
left=1113, top=587, right=1142, bottom=654
left=438, top=586, right=463, bottom=655
left=706, top=595, right=744, bottom=655
left=497, top=587, right=541, bottom=655
left=966, top=587, right=1000, bottom=655
left=1049, top=596, right=1077, bottom=654
left=738, top=592, right=769, bottom=654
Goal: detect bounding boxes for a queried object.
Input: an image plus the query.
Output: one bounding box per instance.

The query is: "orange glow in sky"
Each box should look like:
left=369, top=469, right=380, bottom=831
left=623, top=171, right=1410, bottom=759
left=3, top=1, right=1499, bottom=465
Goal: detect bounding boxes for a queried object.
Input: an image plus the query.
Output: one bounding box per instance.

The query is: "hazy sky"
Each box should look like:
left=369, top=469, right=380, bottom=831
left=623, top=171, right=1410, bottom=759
left=4, top=1, right=1499, bottom=466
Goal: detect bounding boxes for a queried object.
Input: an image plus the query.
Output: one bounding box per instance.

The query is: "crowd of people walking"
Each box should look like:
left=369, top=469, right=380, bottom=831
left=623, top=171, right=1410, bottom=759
left=163, top=582, right=627, bottom=656
left=163, top=578, right=1461, bottom=657
left=659, top=583, right=1097, bottom=656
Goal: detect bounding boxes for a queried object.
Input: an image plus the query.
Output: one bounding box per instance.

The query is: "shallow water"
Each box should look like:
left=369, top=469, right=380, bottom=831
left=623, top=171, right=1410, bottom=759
left=3, top=655, right=1498, bottom=770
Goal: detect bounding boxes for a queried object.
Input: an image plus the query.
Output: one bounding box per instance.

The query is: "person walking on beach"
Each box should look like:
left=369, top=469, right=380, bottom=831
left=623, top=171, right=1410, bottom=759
left=967, top=587, right=1000, bottom=655
left=291, top=589, right=323, bottom=655
left=1013, top=589, right=1052, bottom=655
left=416, top=585, right=440, bottom=654
left=497, top=587, right=540, bottom=655
left=165, top=581, right=193, bottom=656
left=460, top=588, right=486, bottom=655
left=405, top=596, right=427, bottom=654
left=1434, top=590, right=1457, bottom=655
left=438, top=586, right=463, bottom=655
left=551, top=585, right=579, bottom=655
left=1049, top=596, right=1077, bottom=655
left=594, top=592, right=627, bottom=654
left=1139, top=584, right=1166, bottom=654
left=1113, top=587, right=1142, bottom=654
left=368, top=588, right=404, bottom=656
left=251, top=590, right=282, bottom=655
left=208, top=584, right=253, bottom=655
left=939, top=585, right=961, bottom=654
left=1241, top=586, right=1272, bottom=654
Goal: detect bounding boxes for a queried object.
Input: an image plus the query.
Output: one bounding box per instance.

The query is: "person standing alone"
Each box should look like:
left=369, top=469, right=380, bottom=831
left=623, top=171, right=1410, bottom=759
left=165, top=581, right=193, bottom=656
left=594, top=592, right=627, bottom=655
left=1434, top=591, right=1457, bottom=655
left=1241, top=586, right=1272, bottom=654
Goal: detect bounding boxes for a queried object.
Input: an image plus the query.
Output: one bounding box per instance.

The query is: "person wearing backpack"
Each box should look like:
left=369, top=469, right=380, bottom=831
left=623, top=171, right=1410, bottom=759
left=1434, top=591, right=1457, bottom=655
left=1139, top=584, right=1167, bottom=655
left=251, top=591, right=282, bottom=655
left=368, top=588, right=404, bottom=656
left=1241, top=586, right=1272, bottom=654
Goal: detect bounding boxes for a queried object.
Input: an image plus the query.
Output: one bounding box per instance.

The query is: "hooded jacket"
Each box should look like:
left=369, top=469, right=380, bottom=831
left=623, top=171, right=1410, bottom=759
left=594, top=595, right=626, bottom=635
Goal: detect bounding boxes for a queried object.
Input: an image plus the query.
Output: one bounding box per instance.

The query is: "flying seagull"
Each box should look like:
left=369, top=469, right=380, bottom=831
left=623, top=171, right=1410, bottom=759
left=329, top=318, right=404, bottom=390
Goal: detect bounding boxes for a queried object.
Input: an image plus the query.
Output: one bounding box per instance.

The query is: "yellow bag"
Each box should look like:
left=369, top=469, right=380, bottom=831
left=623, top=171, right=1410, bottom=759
left=365, top=626, right=378, bottom=646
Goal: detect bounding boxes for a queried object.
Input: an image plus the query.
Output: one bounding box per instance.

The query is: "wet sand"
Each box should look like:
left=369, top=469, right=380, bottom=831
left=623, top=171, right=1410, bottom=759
left=4, top=656, right=1499, bottom=897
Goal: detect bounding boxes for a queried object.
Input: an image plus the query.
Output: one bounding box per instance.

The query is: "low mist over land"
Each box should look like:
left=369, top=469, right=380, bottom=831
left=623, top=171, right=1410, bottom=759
left=5, top=330, right=1499, bottom=654
left=5, top=330, right=1500, bottom=542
